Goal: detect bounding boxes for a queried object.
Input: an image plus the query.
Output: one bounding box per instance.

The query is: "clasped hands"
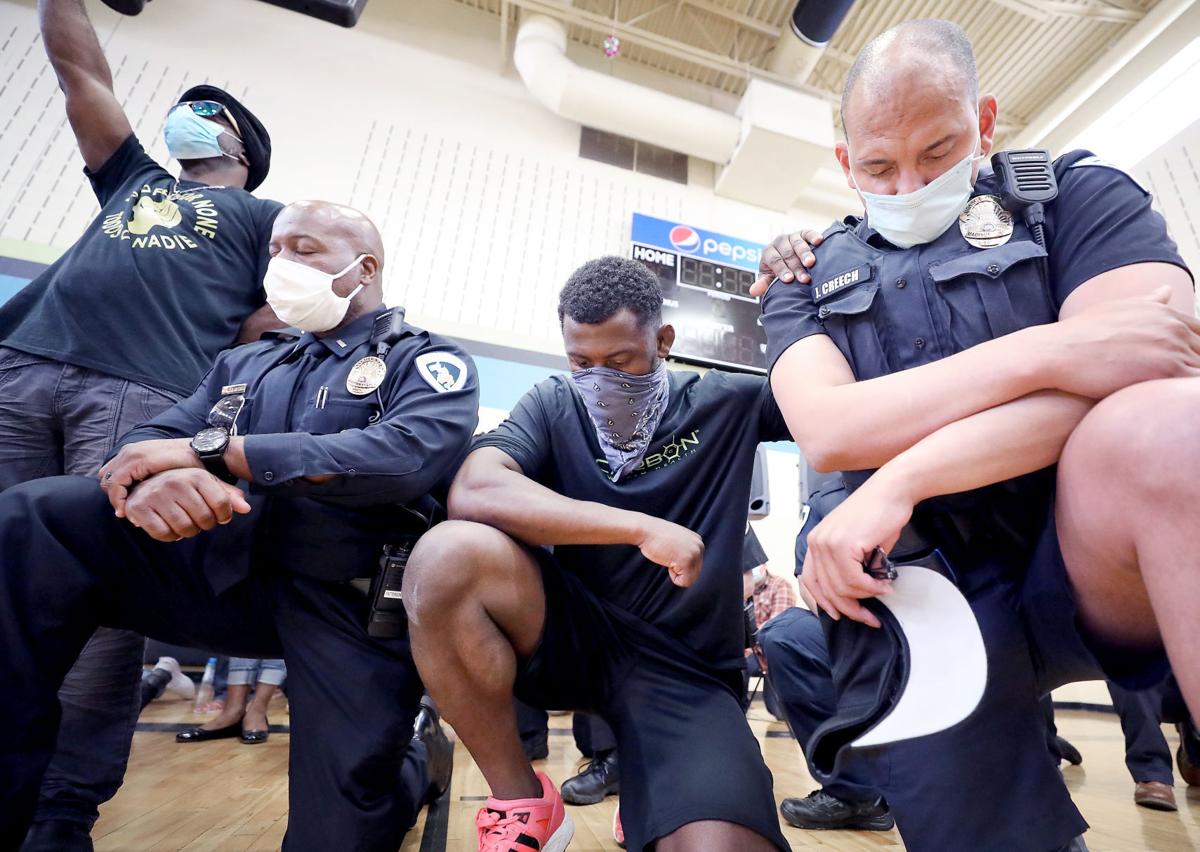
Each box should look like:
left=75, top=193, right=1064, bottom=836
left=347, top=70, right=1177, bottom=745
left=98, top=439, right=250, bottom=542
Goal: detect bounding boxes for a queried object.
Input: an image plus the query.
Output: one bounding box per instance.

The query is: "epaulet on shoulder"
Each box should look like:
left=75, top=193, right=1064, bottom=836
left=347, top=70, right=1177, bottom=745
left=1053, top=149, right=1096, bottom=172
left=1055, top=149, right=1147, bottom=192
left=824, top=219, right=853, bottom=239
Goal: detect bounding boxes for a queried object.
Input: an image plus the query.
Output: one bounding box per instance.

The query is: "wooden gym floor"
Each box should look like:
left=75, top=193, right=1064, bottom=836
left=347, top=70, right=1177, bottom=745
left=92, top=694, right=1200, bottom=851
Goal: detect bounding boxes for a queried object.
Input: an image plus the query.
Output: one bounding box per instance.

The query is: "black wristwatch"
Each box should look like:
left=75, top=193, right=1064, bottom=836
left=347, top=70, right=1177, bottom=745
left=191, top=426, right=236, bottom=484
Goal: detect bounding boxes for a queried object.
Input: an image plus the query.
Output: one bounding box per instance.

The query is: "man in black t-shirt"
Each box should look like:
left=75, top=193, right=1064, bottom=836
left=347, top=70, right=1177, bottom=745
left=2, top=2, right=282, bottom=846
left=403, top=257, right=792, bottom=852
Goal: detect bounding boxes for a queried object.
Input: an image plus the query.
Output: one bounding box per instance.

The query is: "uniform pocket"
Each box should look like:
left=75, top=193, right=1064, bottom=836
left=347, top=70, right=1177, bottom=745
left=297, top=398, right=376, bottom=435
left=816, top=280, right=892, bottom=379
left=928, top=239, right=1052, bottom=344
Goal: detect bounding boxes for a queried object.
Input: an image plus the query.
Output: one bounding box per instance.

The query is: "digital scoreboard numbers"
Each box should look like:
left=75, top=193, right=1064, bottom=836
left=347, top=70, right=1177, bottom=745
left=630, top=213, right=767, bottom=373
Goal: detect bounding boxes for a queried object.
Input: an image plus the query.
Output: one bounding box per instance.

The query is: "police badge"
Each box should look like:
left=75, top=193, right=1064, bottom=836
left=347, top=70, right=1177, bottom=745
left=959, top=195, right=1014, bottom=249
left=347, top=356, right=388, bottom=396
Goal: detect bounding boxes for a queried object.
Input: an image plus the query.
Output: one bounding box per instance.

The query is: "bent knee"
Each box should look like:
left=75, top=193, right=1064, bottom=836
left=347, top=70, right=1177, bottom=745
left=0, top=474, right=108, bottom=530
left=1065, top=377, right=1200, bottom=491
left=402, top=520, right=516, bottom=621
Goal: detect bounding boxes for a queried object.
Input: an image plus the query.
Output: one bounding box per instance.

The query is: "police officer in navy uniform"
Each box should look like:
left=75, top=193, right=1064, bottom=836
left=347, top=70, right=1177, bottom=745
left=757, top=475, right=894, bottom=833
left=0, top=201, right=478, bottom=851
left=756, top=19, right=1200, bottom=852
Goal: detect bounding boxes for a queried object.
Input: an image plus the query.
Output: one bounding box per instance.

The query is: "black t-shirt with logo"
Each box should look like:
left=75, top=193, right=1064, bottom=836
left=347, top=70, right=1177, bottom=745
left=474, top=369, right=791, bottom=670
left=0, top=134, right=282, bottom=395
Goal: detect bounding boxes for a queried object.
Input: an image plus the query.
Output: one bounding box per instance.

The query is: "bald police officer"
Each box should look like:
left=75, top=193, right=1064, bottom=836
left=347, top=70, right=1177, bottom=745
left=0, top=202, right=478, bottom=851
left=758, top=18, right=1200, bottom=852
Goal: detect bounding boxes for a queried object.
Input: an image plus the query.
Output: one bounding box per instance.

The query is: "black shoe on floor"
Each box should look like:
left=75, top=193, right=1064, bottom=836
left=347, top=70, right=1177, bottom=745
left=21, top=819, right=94, bottom=852
left=414, top=696, right=453, bottom=803
left=561, top=750, right=619, bottom=805
left=521, top=729, right=549, bottom=761
left=1177, top=718, right=1200, bottom=786
left=1055, top=735, right=1084, bottom=767
left=176, top=721, right=243, bottom=743
left=780, top=789, right=894, bottom=831
left=240, top=728, right=269, bottom=744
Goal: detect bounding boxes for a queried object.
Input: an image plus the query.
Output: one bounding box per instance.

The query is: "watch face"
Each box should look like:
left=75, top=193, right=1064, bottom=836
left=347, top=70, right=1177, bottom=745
left=193, top=427, right=229, bottom=453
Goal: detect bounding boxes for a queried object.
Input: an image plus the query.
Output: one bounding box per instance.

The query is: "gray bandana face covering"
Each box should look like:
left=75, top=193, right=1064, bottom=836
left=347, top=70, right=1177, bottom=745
left=571, top=362, right=670, bottom=482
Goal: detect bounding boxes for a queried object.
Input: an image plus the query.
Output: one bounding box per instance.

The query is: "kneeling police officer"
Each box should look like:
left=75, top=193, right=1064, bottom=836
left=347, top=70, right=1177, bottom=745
left=0, top=201, right=479, bottom=851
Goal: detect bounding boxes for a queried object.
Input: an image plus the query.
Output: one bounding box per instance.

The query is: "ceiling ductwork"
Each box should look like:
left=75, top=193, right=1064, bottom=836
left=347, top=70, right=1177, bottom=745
left=513, top=14, right=742, bottom=164
left=513, top=13, right=836, bottom=212
left=768, top=0, right=857, bottom=84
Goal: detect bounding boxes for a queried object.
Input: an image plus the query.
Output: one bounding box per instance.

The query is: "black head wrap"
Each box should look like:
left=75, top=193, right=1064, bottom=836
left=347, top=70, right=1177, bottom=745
left=176, top=84, right=271, bottom=192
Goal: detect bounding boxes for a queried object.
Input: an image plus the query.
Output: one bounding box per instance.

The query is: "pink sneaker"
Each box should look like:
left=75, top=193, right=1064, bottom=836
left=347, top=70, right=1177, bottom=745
left=476, top=771, right=574, bottom=852
left=613, top=802, right=625, bottom=848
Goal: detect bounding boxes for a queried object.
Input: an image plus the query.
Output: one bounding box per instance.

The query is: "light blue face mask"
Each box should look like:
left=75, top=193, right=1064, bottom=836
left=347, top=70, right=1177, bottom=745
left=163, top=106, right=241, bottom=162
left=849, top=122, right=984, bottom=249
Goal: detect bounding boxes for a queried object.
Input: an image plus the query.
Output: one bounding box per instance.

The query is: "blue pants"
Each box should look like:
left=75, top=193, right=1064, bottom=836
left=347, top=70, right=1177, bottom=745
left=1108, top=681, right=1173, bottom=785
left=0, top=347, right=179, bottom=830
left=573, top=712, right=617, bottom=757
left=0, top=475, right=427, bottom=852
left=757, top=607, right=882, bottom=805
left=227, top=657, right=288, bottom=687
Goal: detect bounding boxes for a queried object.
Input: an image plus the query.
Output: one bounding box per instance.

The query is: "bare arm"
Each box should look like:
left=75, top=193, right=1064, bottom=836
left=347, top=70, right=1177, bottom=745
left=39, top=0, right=133, bottom=171
left=795, top=265, right=1197, bottom=625
left=449, top=447, right=705, bottom=587
left=234, top=304, right=286, bottom=344
left=772, top=325, right=1049, bottom=472
left=772, top=263, right=1200, bottom=472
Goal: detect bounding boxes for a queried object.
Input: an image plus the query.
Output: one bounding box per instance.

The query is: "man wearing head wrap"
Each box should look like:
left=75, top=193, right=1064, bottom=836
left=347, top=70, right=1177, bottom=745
left=0, top=2, right=284, bottom=847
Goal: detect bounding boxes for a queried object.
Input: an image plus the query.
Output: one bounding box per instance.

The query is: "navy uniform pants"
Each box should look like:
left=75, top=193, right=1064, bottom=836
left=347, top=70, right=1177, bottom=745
left=757, top=607, right=883, bottom=805
left=1107, top=682, right=1174, bottom=785
left=0, top=475, right=426, bottom=852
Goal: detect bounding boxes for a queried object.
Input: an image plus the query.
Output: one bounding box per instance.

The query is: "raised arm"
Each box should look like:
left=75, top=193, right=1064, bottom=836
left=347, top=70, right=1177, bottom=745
left=449, top=447, right=704, bottom=588
left=39, top=0, right=133, bottom=171
left=771, top=267, right=1200, bottom=473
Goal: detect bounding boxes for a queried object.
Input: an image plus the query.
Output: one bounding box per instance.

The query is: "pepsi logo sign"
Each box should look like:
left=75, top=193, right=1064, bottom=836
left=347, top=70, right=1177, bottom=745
left=668, top=225, right=701, bottom=252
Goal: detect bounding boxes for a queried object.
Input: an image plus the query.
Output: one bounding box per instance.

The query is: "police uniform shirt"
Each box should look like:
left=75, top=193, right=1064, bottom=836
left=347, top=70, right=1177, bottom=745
left=793, top=473, right=848, bottom=573
left=0, top=134, right=283, bottom=395
left=117, top=308, right=479, bottom=589
left=475, top=370, right=790, bottom=670
left=761, top=151, right=1191, bottom=560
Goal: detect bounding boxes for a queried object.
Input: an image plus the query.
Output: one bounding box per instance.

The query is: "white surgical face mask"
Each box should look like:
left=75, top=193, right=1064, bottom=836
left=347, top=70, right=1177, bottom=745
left=850, top=124, right=984, bottom=249
left=263, top=254, right=366, bottom=332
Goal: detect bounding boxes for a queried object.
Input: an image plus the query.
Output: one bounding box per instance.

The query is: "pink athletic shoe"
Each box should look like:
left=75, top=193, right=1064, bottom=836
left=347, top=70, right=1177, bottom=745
left=476, top=771, right=574, bottom=852
left=613, top=802, right=625, bottom=848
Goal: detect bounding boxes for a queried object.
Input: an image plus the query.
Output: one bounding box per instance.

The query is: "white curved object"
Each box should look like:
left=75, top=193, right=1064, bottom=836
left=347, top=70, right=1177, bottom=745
left=513, top=15, right=742, bottom=165
left=852, top=564, right=987, bottom=747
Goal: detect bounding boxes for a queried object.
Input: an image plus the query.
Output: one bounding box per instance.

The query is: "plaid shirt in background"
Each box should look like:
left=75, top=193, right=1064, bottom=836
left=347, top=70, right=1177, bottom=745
left=753, top=573, right=796, bottom=629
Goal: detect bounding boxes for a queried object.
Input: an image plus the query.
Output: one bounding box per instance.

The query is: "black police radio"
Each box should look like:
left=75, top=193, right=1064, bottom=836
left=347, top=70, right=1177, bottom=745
left=370, top=305, right=407, bottom=357
left=360, top=305, right=428, bottom=639
left=991, top=149, right=1059, bottom=249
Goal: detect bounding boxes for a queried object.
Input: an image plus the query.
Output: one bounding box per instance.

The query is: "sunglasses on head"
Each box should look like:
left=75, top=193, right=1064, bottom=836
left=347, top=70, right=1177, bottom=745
left=178, top=99, right=242, bottom=139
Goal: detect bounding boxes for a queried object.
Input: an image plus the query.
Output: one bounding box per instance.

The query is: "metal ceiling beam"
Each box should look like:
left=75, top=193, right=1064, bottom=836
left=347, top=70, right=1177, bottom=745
left=987, top=0, right=1144, bottom=22
left=679, top=0, right=782, bottom=39
left=503, top=0, right=837, bottom=100
left=1036, top=1, right=1143, bottom=21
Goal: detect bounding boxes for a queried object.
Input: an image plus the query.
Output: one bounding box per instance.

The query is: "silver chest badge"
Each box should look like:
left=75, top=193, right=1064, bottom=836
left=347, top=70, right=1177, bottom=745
left=959, top=195, right=1014, bottom=249
left=346, top=356, right=387, bottom=396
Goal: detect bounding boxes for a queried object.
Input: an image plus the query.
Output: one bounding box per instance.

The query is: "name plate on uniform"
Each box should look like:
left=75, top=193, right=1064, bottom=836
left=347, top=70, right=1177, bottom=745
left=813, top=264, right=872, bottom=302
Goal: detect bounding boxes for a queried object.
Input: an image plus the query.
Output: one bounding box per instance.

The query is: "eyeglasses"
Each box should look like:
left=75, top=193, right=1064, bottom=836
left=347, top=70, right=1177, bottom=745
left=177, top=100, right=242, bottom=140
left=862, top=546, right=898, bottom=581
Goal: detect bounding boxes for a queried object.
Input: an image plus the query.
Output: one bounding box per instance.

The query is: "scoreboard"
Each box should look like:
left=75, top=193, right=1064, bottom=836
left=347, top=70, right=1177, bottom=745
left=630, top=213, right=767, bottom=373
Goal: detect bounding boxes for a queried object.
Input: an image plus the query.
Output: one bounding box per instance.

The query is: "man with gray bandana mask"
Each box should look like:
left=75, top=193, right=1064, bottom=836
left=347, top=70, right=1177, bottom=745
left=403, top=255, right=794, bottom=852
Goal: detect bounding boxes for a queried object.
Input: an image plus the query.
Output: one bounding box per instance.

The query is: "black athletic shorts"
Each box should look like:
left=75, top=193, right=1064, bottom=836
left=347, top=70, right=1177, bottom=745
left=514, top=549, right=791, bottom=852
